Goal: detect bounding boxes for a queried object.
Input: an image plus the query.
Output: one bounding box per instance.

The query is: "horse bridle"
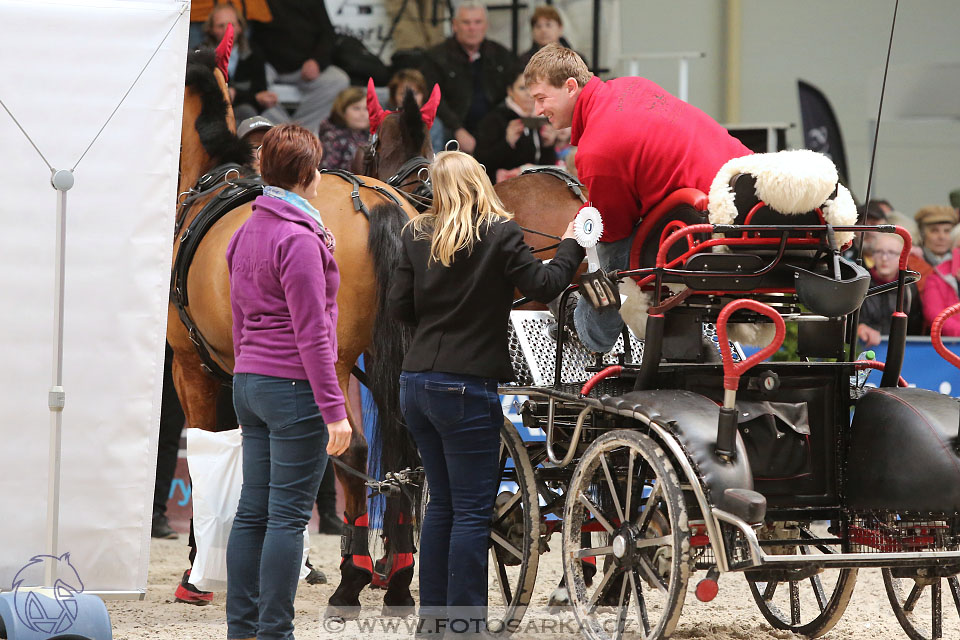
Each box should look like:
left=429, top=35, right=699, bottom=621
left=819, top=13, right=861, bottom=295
left=515, top=167, right=589, bottom=254
left=364, top=130, right=433, bottom=211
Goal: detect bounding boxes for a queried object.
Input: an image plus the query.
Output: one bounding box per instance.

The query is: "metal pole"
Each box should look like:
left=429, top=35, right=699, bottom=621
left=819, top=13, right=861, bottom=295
left=678, top=57, right=689, bottom=102
left=45, top=168, right=73, bottom=586
left=591, top=0, right=601, bottom=74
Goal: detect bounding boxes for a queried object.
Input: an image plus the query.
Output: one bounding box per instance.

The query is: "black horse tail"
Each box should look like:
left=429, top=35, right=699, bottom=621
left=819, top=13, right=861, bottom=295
left=365, top=202, right=418, bottom=544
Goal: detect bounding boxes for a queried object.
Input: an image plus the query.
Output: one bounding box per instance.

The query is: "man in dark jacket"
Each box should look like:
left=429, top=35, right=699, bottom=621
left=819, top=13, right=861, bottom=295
left=421, top=1, right=516, bottom=153
left=250, top=0, right=349, bottom=131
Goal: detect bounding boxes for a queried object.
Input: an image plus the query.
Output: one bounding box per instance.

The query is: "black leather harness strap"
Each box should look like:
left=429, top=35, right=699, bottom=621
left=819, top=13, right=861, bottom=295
left=320, top=168, right=404, bottom=217
left=520, top=166, right=588, bottom=204
left=171, top=165, right=262, bottom=381
left=340, top=519, right=370, bottom=557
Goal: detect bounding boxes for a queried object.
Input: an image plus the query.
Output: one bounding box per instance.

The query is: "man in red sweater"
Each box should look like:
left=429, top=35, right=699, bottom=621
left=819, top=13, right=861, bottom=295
left=525, top=43, right=751, bottom=353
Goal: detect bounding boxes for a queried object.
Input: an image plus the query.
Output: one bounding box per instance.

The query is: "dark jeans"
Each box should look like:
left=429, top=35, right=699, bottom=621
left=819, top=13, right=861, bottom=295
left=226, top=373, right=329, bottom=640
left=399, top=371, right=501, bottom=623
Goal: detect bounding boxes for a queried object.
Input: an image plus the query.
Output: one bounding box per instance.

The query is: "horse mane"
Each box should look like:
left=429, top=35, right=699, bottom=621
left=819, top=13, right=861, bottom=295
left=398, top=88, right=426, bottom=153
left=184, top=48, right=251, bottom=167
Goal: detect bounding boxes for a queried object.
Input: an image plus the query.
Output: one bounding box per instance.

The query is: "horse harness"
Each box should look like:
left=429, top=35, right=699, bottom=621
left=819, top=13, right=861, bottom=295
left=363, top=130, right=433, bottom=212
left=171, top=165, right=406, bottom=383
left=516, top=166, right=588, bottom=254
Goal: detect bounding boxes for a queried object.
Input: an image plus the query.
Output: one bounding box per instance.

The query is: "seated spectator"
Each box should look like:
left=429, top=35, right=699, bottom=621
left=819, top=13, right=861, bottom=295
left=317, top=87, right=369, bottom=172
left=858, top=232, right=923, bottom=347
left=387, top=69, right=427, bottom=109
left=203, top=3, right=278, bottom=123
left=250, top=0, right=350, bottom=132
left=868, top=198, right=919, bottom=245
left=421, top=1, right=516, bottom=154
left=916, top=205, right=958, bottom=267
left=922, top=224, right=960, bottom=336
left=189, top=0, right=271, bottom=50
left=475, top=65, right=558, bottom=183
left=237, top=115, right=274, bottom=174
left=519, top=6, right=587, bottom=67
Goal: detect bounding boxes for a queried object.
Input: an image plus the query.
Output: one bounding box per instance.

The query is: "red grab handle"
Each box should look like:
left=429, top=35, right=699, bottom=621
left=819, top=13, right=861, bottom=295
left=931, top=302, right=960, bottom=370
left=581, top=365, right=623, bottom=396
left=853, top=360, right=908, bottom=387
left=716, top=299, right=787, bottom=391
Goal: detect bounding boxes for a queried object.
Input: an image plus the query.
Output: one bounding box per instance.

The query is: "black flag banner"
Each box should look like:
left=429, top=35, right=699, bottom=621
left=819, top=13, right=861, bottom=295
left=798, top=80, right=851, bottom=193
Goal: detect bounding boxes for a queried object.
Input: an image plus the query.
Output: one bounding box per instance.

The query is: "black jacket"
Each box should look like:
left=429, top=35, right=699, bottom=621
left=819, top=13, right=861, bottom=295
left=389, top=219, right=584, bottom=380
left=519, top=38, right=587, bottom=68
left=421, top=37, right=517, bottom=134
left=251, top=0, right=336, bottom=73
left=474, top=103, right=557, bottom=182
left=859, top=274, right=923, bottom=336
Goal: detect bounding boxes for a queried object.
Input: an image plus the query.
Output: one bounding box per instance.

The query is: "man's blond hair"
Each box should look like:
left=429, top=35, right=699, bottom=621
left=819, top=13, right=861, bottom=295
left=524, top=43, right=592, bottom=88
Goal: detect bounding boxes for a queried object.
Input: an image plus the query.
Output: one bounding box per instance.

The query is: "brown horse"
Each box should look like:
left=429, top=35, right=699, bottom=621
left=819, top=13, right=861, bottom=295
left=169, top=46, right=425, bottom=616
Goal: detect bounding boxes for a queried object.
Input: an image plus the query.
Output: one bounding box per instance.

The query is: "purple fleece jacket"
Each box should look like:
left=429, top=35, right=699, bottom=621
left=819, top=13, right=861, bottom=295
left=226, top=194, right=346, bottom=424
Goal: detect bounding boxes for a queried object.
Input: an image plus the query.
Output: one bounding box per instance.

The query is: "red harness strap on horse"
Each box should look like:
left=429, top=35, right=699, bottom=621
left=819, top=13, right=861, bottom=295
left=341, top=512, right=373, bottom=574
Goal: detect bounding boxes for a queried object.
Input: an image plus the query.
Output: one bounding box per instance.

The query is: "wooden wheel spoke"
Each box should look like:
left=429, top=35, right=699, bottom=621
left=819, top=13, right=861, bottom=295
left=949, top=576, right=960, bottom=616
left=789, top=580, right=801, bottom=626
left=904, top=582, right=925, bottom=612
left=634, top=535, right=671, bottom=551
left=810, top=574, right=827, bottom=612
left=489, top=529, right=523, bottom=561
left=629, top=569, right=651, bottom=638
left=637, top=556, right=668, bottom=595
left=932, top=579, right=942, bottom=639
left=493, top=490, right=522, bottom=525
left=635, top=483, right=662, bottom=534
left=624, top=450, right=636, bottom=520
left=490, top=547, right=513, bottom=606
left=614, top=576, right=629, bottom=640
left=762, top=580, right=779, bottom=601
left=599, top=453, right=626, bottom=524
left=587, top=566, right=620, bottom=613
left=578, top=492, right=615, bottom=533
left=577, top=545, right=614, bottom=559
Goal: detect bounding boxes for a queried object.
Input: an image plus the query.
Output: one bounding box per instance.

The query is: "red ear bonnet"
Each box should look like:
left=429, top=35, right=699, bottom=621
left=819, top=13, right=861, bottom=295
left=419, top=84, right=441, bottom=130
left=366, top=77, right=393, bottom=134
left=215, top=23, right=234, bottom=82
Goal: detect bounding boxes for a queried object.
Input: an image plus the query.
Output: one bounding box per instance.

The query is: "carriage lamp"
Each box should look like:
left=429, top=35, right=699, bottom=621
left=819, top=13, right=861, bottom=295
left=715, top=299, right=786, bottom=461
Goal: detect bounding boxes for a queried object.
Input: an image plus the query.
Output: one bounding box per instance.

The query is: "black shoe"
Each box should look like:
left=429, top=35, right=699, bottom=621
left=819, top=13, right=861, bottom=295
left=318, top=512, right=344, bottom=535
left=151, top=515, right=179, bottom=539
left=305, top=566, right=328, bottom=584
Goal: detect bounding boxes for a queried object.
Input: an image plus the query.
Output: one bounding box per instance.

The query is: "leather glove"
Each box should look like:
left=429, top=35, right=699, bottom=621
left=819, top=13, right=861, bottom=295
left=580, top=269, right=620, bottom=310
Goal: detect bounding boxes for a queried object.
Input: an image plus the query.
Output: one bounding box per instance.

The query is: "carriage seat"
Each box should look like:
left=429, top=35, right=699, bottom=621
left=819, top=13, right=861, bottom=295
left=601, top=389, right=766, bottom=524
left=847, top=387, right=960, bottom=512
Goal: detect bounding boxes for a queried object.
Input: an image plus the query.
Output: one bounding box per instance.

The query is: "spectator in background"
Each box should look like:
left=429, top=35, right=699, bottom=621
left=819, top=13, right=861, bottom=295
left=387, top=69, right=427, bottom=109
left=950, top=188, right=960, bottom=214
left=251, top=0, right=350, bottom=132
left=916, top=204, right=958, bottom=266
left=475, top=65, right=557, bottom=182
left=421, top=1, right=516, bottom=154
left=868, top=198, right=920, bottom=244
left=922, top=224, right=960, bottom=336
left=237, top=115, right=274, bottom=174
left=519, top=6, right=587, bottom=67
left=189, top=0, right=271, bottom=50
left=384, top=0, right=446, bottom=51
left=858, top=232, right=923, bottom=347
left=317, top=87, right=370, bottom=172
left=203, top=3, right=279, bottom=123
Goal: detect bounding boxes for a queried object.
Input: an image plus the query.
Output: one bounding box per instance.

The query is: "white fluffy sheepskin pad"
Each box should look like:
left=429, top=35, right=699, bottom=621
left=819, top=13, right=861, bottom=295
left=707, top=150, right=857, bottom=246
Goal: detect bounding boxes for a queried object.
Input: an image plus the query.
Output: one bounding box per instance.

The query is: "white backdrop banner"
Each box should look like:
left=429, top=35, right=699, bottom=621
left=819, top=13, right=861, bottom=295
left=0, top=0, right=189, bottom=596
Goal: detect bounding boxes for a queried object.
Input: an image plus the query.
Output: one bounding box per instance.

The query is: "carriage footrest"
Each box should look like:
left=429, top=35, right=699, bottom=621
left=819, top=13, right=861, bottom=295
left=722, top=488, right=766, bottom=524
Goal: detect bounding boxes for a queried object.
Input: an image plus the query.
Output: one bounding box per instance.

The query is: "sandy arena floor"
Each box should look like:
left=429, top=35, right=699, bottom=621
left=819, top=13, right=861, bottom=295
left=104, top=533, right=960, bottom=639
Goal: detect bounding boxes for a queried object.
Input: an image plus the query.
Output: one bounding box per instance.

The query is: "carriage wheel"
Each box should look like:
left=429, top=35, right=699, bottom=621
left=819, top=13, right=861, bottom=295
left=562, top=429, right=690, bottom=640
left=487, top=417, right=541, bottom=634
left=883, top=569, right=960, bottom=640
left=746, top=530, right=857, bottom=637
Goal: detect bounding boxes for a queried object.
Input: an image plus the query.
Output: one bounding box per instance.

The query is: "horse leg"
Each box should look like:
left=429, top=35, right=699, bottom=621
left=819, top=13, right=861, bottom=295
left=379, top=498, right=416, bottom=617
left=167, top=343, right=222, bottom=605
left=326, top=366, right=374, bottom=620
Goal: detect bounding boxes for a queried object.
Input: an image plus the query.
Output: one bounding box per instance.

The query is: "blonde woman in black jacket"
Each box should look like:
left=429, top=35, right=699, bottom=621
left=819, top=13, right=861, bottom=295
left=388, top=150, right=583, bottom=635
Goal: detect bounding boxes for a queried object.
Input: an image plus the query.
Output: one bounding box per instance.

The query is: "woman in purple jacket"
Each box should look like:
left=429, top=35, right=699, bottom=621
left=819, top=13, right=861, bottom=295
left=225, top=123, right=351, bottom=640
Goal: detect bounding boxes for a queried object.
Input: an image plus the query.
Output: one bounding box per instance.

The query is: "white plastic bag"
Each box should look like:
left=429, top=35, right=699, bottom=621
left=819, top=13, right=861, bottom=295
left=187, top=428, right=312, bottom=592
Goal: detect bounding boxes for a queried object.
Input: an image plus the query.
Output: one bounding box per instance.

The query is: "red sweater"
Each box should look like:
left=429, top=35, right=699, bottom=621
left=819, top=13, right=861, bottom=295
left=571, top=76, right=752, bottom=241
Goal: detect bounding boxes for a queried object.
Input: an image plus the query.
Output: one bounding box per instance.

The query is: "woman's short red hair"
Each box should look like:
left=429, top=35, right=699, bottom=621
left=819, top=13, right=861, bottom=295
left=259, top=123, right=324, bottom=190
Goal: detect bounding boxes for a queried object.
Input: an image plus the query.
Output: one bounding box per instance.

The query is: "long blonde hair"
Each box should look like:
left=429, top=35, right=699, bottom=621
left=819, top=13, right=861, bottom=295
left=408, top=151, right=512, bottom=266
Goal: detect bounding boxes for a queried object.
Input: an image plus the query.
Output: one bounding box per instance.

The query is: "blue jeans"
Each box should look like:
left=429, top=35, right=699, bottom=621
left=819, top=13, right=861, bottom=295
left=399, top=371, right=501, bottom=624
left=226, top=373, right=329, bottom=640
left=574, top=227, right=639, bottom=353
